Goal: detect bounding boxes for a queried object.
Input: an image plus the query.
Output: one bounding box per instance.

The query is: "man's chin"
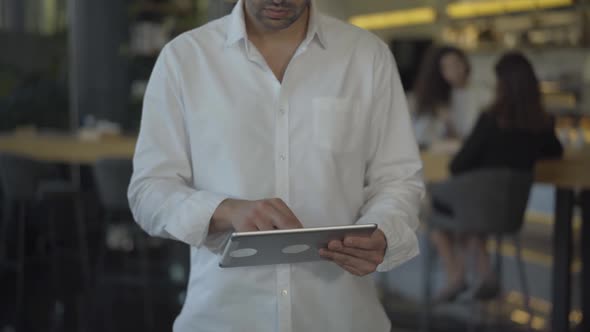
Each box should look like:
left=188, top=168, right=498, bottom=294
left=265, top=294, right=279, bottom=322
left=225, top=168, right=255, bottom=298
left=260, top=18, right=295, bottom=31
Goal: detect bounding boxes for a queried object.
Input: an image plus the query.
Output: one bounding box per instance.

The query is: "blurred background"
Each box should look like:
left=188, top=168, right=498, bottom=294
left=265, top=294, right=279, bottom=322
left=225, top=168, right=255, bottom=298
left=0, top=0, right=589, bottom=331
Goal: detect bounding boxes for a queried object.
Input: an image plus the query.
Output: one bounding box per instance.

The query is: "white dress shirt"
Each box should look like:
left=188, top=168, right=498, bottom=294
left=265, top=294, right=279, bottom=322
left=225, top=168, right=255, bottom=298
left=128, top=1, right=424, bottom=331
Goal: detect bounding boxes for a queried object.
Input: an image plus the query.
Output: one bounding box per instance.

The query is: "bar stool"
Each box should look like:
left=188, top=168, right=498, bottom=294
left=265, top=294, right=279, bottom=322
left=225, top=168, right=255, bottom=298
left=92, top=158, right=155, bottom=332
left=0, top=153, right=90, bottom=330
left=421, top=168, right=534, bottom=332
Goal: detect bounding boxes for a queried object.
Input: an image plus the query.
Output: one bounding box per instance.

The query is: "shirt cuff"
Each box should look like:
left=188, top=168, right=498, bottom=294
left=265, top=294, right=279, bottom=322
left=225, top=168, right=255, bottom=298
left=202, top=231, right=232, bottom=254
left=163, top=190, right=228, bottom=249
left=358, top=216, right=420, bottom=272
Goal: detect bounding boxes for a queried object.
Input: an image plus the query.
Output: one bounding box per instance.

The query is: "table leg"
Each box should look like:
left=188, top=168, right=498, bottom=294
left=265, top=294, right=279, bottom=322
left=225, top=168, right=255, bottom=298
left=552, top=188, right=574, bottom=332
left=580, top=190, right=590, bottom=332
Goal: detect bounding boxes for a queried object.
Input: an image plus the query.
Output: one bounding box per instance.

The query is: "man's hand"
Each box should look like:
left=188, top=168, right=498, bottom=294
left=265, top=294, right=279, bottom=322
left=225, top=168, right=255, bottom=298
left=319, top=229, right=387, bottom=276
left=210, top=198, right=303, bottom=233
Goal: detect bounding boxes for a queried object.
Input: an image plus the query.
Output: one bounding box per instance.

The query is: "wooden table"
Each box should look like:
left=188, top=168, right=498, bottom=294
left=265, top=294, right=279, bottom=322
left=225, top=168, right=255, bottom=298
left=423, top=147, right=590, bottom=332
left=0, top=133, right=137, bottom=164
left=1, top=133, right=588, bottom=331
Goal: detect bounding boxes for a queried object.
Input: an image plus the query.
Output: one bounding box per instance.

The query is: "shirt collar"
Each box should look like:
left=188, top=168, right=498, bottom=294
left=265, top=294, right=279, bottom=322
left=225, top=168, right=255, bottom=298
left=224, top=0, right=327, bottom=49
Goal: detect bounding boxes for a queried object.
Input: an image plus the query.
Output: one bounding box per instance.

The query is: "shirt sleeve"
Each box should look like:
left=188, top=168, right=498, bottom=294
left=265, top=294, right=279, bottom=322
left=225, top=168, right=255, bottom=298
left=357, top=42, right=425, bottom=272
left=127, top=44, right=230, bottom=252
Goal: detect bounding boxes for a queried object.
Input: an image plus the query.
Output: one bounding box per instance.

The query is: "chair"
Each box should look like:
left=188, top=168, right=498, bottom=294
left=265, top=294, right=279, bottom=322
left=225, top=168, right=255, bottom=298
left=0, top=153, right=90, bottom=330
left=421, top=168, right=534, bottom=332
left=92, top=158, right=155, bottom=331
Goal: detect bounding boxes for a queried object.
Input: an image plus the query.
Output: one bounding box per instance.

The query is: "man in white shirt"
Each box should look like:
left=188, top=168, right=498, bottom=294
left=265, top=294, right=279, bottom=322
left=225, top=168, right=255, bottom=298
left=128, top=0, right=424, bottom=331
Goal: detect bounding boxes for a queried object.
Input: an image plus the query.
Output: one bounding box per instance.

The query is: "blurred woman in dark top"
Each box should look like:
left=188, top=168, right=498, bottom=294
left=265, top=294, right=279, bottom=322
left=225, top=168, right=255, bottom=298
left=430, top=52, right=563, bottom=303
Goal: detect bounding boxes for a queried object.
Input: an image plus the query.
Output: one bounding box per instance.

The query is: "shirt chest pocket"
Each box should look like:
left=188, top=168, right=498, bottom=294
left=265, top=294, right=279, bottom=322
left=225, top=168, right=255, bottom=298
left=312, top=97, right=360, bottom=153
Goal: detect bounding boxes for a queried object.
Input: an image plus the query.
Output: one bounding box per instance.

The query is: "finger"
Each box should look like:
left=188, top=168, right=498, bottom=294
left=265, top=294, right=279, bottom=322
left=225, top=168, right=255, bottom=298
left=268, top=198, right=297, bottom=219
left=254, top=200, right=289, bottom=230
left=254, top=215, right=275, bottom=231
left=331, top=246, right=384, bottom=265
left=320, top=249, right=361, bottom=276
left=249, top=204, right=278, bottom=231
left=269, top=199, right=303, bottom=229
left=237, top=222, right=259, bottom=233
left=268, top=199, right=303, bottom=229
left=327, top=240, right=343, bottom=251
left=321, top=250, right=377, bottom=274
left=344, top=235, right=385, bottom=251
left=342, top=264, right=367, bottom=277
left=318, top=250, right=365, bottom=276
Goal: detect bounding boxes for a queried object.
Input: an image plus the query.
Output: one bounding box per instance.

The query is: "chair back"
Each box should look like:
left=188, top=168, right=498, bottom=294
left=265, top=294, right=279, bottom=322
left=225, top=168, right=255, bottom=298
left=428, top=168, right=534, bottom=235
left=0, top=153, right=58, bottom=201
left=93, top=158, right=133, bottom=212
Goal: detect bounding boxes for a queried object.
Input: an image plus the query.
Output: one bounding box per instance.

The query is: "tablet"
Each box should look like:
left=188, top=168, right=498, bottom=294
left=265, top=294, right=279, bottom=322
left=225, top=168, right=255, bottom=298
left=219, top=224, right=377, bottom=268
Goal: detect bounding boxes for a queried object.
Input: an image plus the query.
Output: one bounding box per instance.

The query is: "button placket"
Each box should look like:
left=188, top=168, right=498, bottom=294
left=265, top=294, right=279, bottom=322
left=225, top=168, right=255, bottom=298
left=275, top=95, right=292, bottom=332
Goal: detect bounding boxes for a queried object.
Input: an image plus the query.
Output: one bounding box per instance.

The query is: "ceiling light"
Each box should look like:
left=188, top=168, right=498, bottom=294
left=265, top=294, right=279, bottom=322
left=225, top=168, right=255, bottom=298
left=349, top=7, right=436, bottom=30
left=447, top=0, right=574, bottom=19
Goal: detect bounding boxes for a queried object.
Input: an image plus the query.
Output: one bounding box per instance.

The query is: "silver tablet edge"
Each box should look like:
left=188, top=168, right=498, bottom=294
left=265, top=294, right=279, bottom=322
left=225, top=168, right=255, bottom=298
left=218, top=224, right=377, bottom=268
left=219, top=237, right=237, bottom=268
left=230, top=223, right=377, bottom=239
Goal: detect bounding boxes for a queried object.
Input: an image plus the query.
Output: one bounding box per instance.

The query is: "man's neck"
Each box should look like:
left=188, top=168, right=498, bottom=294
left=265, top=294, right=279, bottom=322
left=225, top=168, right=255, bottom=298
left=244, top=5, right=310, bottom=47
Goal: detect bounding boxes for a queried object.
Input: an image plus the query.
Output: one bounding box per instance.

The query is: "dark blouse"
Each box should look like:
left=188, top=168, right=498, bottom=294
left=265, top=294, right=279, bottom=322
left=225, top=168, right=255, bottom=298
left=450, top=112, right=564, bottom=175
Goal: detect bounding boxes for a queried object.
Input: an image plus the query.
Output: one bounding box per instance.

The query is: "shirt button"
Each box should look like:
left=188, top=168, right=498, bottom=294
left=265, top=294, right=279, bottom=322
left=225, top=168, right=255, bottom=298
left=281, top=290, right=288, bottom=296
left=279, top=154, right=286, bottom=161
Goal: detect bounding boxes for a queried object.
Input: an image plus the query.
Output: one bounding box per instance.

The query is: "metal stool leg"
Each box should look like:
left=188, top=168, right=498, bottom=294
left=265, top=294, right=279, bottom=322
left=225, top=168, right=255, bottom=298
left=494, top=237, right=503, bottom=285
left=73, top=196, right=91, bottom=288
left=0, top=200, right=12, bottom=260
left=95, top=217, right=112, bottom=332
left=493, top=236, right=504, bottom=331
left=467, top=300, right=479, bottom=332
left=139, top=238, right=155, bottom=332
left=47, top=206, right=64, bottom=332
left=101, top=280, right=115, bottom=332
left=421, top=229, right=434, bottom=332
left=514, top=236, right=533, bottom=331
left=48, top=207, right=61, bottom=295
left=15, top=201, right=26, bottom=330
